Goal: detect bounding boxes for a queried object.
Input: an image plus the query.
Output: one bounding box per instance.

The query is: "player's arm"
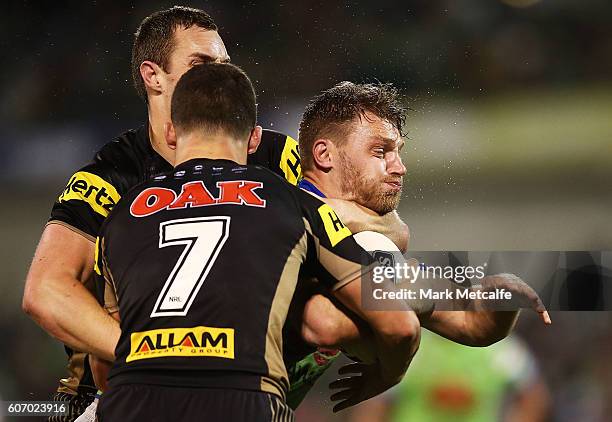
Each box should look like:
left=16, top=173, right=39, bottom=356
left=419, top=309, right=517, bottom=346
left=332, top=277, right=420, bottom=381
left=304, top=230, right=549, bottom=350
left=23, top=223, right=120, bottom=361
left=322, top=258, right=420, bottom=412
left=304, top=201, right=419, bottom=377
left=303, top=285, right=515, bottom=350
left=324, top=198, right=409, bottom=252
left=301, top=196, right=419, bottom=409
left=89, top=309, right=119, bottom=392
left=89, top=237, right=122, bottom=392
left=419, top=272, right=550, bottom=345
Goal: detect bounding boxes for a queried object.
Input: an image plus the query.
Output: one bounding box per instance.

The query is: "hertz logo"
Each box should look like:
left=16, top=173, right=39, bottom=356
left=127, top=326, right=234, bottom=362
left=279, top=135, right=301, bottom=185
left=59, top=171, right=121, bottom=217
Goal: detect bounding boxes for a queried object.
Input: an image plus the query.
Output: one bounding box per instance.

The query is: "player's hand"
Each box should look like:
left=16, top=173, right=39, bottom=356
left=473, top=273, right=551, bottom=325
left=329, top=361, right=399, bottom=412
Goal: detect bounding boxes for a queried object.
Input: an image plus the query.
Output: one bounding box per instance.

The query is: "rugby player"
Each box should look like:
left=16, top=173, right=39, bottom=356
left=22, top=6, right=409, bottom=420
left=93, top=62, right=419, bottom=422
left=290, top=81, right=551, bottom=411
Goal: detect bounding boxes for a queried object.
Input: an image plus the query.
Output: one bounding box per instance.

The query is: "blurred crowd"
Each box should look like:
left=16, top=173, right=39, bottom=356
left=3, top=0, right=612, bottom=138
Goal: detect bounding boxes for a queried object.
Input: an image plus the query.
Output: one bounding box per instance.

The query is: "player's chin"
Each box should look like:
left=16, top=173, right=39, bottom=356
left=371, top=194, right=400, bottom=215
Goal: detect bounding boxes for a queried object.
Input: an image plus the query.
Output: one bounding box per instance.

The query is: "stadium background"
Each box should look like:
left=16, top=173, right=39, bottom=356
left=1, top=0, right=611, bottom=420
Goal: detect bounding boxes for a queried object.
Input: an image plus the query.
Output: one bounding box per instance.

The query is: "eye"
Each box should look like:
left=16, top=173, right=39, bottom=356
left=373, top=148, right=385, bottom=158
left=190, top=56, right=215, bottom=67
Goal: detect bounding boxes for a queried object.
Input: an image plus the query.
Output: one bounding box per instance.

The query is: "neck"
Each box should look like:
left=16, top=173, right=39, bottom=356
left=148, top=102, right=175, bottom=165
left=175, top=132, right=247, bottom=167
left=302, top=170, right=344, bottom=199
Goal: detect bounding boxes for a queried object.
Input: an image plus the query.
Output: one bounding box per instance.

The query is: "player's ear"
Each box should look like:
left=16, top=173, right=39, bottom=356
left=164, top=122, right=177, bottom=150
left=140, top=60, right=164, bottom=97
left=247, top=125, right=263, bottom=154
left=312, top=138, right=334, bottom=171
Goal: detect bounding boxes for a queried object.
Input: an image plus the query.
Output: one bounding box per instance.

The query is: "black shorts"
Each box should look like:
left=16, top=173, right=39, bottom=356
left=97, top=384, right=294, bottom=422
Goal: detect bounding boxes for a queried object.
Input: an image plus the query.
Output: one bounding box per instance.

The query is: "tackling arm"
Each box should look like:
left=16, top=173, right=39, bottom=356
left=332, top=278, right=420, bottom=383
left=89, top=310, right=120, bottom=392
left=421, top=273, right=550, bottom=346
left=324, top=198, right=409, bottom=252
left=22, top=223, right=119, bottom=361
left=420, top=309, right=519, bottom=347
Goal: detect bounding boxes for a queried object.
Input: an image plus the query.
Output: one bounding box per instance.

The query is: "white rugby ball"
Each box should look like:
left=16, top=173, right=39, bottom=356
left=353, top=230, right=401, bottom=254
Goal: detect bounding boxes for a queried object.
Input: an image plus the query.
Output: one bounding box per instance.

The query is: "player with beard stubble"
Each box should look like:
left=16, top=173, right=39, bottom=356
left=292, top=81, right=551, bottom=412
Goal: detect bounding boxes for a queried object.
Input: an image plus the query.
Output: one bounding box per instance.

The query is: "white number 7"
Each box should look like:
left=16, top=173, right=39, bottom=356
left=151, top=216, right=230, bottom=318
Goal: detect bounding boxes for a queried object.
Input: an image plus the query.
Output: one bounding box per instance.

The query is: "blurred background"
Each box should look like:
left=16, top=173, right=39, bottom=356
left=2, top=0, right=611, bottom=420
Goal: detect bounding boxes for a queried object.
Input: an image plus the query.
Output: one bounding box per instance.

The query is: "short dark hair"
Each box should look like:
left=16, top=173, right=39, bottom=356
left=298, top=81, right=407, bottom=171
left=171, top=63, right=256, bottom=140
left=132, top=6, right=218, bottom=101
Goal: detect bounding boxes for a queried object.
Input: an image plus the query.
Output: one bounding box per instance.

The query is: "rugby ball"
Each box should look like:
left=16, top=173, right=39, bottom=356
left=353, top=230, right=401, bottom=254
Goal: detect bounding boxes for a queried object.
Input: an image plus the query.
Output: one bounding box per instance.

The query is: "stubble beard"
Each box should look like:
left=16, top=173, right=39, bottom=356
left=338, top=151, right=402, bottom=215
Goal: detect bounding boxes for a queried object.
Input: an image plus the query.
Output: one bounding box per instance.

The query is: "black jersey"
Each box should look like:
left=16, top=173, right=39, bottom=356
left=49, top=126, right=300, bottom=241
left=47, top=126, right=301, bottom=395
left=95, top=158, right=371, bottom=401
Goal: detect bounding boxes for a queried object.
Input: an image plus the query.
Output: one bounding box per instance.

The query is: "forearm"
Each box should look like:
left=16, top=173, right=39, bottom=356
left=90, top=311, right=119, bottom=392
left=370, top=312, right=420, bottom=382
left=352, top=211, right=409, bottom=253
left=464, top=310, right=519, bottom=345
left=24, top=275, right=119, bottom=360
left=375, top=211, right=409, bottom=252
left=90, top=355, right=112, bottom=392
left=324, top=199, right=409, bottom=252
left=421, top=309, right=519, bottom=346
left=333, top=279, right=420, bottom=382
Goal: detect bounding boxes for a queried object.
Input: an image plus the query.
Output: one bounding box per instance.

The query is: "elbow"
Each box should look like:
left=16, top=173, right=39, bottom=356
left=302, top=295, right=352, bottom=348
left=302, top=317, right=342, bottom=349
left=22, top=284, right=39, bottom=318
left=467, top=332, right=510, bottom=347
left=463, top=328, right=510, bottom=347
left=380, top=312, right=421, bottom=353
left=465, top=311, right=518, bottom=347
left=22, top=277, right=49, bottom=322
left=465, top=335, right=505, bottom=347
left=21, top=294, right=34, bottom=317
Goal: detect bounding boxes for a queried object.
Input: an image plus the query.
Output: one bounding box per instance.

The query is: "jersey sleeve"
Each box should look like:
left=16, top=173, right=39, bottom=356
left=297, top=189, right=375, bottom=291
left=94, top=235, right=119, bottom=314
left=248, top=129, right=301, bottom=185
left=48, top=162, right=122, bottom=241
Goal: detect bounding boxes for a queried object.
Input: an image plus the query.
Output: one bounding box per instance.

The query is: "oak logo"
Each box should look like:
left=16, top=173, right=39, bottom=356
left=130, top=180, right=266, bottom=217
left=127, top=326, right=234, bottom=362
left=59, top=172, right=121, bottom=217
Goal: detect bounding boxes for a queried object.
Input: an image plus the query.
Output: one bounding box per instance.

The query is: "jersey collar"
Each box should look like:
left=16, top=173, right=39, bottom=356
left=298, top=179, right=326, bottom=198
left=175, top=157, right=240, bottom=170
